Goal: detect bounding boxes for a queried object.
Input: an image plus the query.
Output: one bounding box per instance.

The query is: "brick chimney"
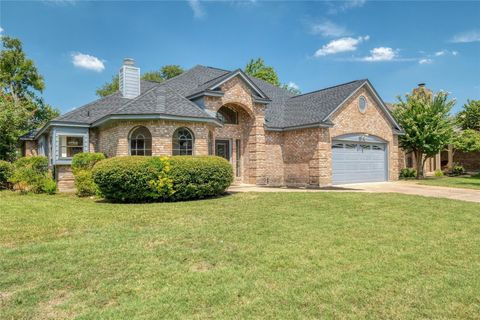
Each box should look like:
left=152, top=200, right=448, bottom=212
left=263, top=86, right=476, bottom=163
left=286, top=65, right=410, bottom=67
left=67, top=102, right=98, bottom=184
left=119, top=58, right=140, bottom=99
left=412, top=82, right=432, bottom=99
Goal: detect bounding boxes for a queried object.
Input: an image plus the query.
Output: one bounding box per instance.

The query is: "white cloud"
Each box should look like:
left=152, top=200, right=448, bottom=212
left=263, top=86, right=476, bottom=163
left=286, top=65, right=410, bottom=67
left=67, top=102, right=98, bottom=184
left=362, top=47, right=397, bottom=61
left=0, top=27, right=3, bottom=33
left=435, top=50, right=446, bottom=56
left=188, top=0, right=205, bottom=19
left=451, top=30, right=480, bottom=43
left=328, top=0, right=366, bottom=14
left=314, top=36, right=369, bottom=57
left=311, top=21, right=349, bottom=37
left=452, top=51, right=458, bottom=56
left=419, top=58, right=433, bottom=65
left=287, top=81, right=300, bottom=90
left=71, top=53, right=105, bottom=72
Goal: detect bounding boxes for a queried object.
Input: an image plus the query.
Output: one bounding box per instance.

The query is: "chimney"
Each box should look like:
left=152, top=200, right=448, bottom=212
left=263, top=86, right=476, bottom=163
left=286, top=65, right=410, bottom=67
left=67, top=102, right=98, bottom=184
left=418, top=83, right=426, bottom=87
left=119, top=58, right=140, bottom=99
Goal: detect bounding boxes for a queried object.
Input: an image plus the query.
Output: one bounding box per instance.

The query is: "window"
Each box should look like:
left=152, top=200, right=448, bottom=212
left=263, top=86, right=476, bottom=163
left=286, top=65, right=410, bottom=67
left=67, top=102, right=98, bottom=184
left=372, top=145, right=384, bottom=150
left=129, top=126, right=152, bottom=156
left=60, top=136, right=84, bottom=158
left=360, top=144, right=371, bottom=150
left=172, top=127, right=194, bottom=155
left=217, top=106, right=238, bottom=124
left=345, top=143, right=357, bottom=149
left=358, top=96, right=367, bottom=113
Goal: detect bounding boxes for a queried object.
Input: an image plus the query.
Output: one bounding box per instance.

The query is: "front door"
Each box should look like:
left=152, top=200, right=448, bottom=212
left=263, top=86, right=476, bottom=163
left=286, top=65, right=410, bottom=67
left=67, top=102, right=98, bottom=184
left=215, top=140, right=230, bottom=161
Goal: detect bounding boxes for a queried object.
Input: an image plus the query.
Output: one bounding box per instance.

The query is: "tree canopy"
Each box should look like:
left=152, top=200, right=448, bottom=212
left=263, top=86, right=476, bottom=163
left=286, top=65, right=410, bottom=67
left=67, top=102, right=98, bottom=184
left=0, top=36, right=59, bottom=161
left=244, top=58, right=281, bottom=87
left=393, top=90, right=455, bottom=178
left=96, top=65, right=184, bottom=97
left=452, top=129, right=480, bottom=154
left=457, top=100, right=480, bottom=131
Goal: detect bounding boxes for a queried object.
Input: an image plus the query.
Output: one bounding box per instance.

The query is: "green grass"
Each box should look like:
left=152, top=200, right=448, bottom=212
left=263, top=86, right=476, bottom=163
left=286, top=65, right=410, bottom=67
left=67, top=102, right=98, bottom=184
left=1, top=191, right=479, bottom=319
left=416, top=174, right=480, bottom=190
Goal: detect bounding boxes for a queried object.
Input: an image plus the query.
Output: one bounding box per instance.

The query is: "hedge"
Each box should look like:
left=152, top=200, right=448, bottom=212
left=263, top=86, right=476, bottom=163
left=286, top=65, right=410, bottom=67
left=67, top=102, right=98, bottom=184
left=0, top=160, right=13, bottom=189
left=72, top=153, right=106, bottom=197
left=92, top=156, right=233, bottom=202
left=8, top=156, right=56, bottom=194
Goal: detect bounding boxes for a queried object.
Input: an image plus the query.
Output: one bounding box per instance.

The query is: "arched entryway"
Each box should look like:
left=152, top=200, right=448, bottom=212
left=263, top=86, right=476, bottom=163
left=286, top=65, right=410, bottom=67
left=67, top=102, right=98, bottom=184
left=213, top=103, right=255, bottom=183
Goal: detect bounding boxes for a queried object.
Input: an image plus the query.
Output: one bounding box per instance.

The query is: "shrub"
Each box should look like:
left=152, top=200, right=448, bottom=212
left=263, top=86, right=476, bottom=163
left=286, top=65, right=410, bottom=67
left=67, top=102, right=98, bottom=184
left=452, top=165, right=465, bottom=176
left=72, top=152, right=106, bottom=172
left=434, top=170, right=444, bottom=177
left=92, top=156, right=233, bottom=203
left=9, top=156, right=56, bottom=194
left=399, top=167, right=417, bottom=179
left=0, top=160, right=13, bottom=189
left=168, top=156, right=233, bottom=201
left=92, top=156, right=168, bottom=202
left=72, top=153, right=106, bottom=197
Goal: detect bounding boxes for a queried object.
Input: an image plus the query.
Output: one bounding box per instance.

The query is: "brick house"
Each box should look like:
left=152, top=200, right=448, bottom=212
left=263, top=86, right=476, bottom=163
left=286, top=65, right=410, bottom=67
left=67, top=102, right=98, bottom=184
left=21, top=59, right=404, bottom=191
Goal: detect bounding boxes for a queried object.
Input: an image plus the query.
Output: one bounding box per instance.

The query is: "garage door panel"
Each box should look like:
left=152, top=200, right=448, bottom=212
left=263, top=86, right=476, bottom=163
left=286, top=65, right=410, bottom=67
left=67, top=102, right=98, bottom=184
left=332, top=141, right=387, bottom=185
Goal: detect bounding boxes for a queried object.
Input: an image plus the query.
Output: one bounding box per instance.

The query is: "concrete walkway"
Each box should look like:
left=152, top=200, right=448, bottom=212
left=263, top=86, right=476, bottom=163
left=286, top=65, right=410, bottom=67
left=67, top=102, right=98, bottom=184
left=228, top=181, right=480, bottom=203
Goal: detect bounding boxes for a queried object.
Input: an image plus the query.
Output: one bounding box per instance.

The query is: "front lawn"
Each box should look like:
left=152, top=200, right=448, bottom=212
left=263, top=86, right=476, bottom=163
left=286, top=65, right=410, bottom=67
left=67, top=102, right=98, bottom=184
left=416, top=174, right=480, bottom=190
left=1, top=191, right=479, bottom=319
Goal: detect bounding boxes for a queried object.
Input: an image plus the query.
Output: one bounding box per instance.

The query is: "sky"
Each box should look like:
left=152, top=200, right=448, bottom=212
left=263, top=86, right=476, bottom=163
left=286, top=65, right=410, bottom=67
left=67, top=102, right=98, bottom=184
left=1, top=0, right=479, bottom=114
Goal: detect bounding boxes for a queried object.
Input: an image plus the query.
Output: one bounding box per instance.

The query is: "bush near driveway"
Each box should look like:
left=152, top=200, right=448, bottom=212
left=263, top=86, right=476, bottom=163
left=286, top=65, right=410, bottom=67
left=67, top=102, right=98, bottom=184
left=71, top=153, right=106, bottom=197
left=8, top=156, right=56, bottom=194
left=92, top=156, right=233, bottom=203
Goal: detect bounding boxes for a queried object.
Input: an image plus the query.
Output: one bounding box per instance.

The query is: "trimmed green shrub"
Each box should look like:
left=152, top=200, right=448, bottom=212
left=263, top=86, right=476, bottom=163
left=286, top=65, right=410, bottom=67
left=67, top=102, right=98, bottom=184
left=168, top=156, right=233, bottom=201
left=9, top=156, right=56, bottom=194
left=72, top=153, right=106, bottom=197
left=399, top=167, right=417, bottom=179
left=72, top=152, right=106, bottom=172
left=92, top=156, right=168, bottom=202
left=434, top=170, right=444, bottom=177
left=452, top=165, right=465, bottom=176
left=0, top=160, right=13, bottom=189
left=92, top=156, right=233, bottom=203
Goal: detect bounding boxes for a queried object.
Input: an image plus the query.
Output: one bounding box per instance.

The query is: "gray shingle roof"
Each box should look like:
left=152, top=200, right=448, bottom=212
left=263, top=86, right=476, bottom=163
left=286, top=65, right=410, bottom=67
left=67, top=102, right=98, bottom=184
left=51, top=65, right=391, bottom=131
left=276, top=80, right=366, bottom=129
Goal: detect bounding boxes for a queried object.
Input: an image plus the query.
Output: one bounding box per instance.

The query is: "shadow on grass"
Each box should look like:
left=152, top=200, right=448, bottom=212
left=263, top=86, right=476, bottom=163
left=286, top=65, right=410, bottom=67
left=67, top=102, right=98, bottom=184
left=94, top=191, right=234, bottom=205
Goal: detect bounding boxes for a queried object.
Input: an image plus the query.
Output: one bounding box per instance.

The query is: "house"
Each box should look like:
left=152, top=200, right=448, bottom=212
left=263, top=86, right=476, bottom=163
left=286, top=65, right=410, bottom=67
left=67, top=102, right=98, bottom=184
left=21, top=58, right=404, bottom=191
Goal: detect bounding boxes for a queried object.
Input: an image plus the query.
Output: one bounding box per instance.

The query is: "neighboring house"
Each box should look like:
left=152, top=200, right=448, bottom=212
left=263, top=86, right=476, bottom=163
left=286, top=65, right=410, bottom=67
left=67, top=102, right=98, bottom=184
left=20, top=58, right=404, bottom=191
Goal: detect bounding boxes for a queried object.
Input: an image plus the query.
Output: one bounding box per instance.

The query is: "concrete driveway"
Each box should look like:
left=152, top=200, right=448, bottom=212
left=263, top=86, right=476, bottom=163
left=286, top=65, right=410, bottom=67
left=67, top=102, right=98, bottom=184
left=228, top=181, right=480, bottom=203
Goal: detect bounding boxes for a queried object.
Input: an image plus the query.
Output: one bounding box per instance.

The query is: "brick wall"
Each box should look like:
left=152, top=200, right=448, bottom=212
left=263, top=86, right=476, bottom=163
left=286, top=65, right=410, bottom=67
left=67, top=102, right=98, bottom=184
left=23, top=140, right=38, bottom=157
left=96, top=120, right=213, bottom=157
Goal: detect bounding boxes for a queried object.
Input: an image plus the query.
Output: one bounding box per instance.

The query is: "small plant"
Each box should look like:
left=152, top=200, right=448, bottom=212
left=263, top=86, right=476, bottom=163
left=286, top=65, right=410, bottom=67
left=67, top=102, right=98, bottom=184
left=452, top=165, right=465, bottom=176
left=400, top=167, right=417, bottom=179
left=0, top=160, right=14, bottom=189
left=434, top=170, right=444, bottom=177
left=8, top=156, right=56, bottom=194
left=72, top=153, right=106, bottom=197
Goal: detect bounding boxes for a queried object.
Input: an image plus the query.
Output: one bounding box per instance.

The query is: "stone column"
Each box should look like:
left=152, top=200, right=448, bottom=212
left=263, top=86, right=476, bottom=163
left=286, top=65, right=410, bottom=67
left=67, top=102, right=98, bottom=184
left=318, top=129, right=332, bottom=187
left=249, top=104, right=266, bottom=185
left=447, top=144, right=454, bottom=168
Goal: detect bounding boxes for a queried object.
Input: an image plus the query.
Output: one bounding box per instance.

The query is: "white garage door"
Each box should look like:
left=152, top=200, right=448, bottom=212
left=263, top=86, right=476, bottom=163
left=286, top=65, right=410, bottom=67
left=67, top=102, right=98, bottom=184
left=332, top=140, right=387, bottom=185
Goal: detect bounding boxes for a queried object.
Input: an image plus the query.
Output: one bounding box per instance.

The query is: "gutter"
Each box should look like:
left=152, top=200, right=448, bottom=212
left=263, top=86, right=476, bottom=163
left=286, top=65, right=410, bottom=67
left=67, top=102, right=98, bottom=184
left=265, top=122, right=334, bottom=132
left=91, top=113, right=223, bottom=127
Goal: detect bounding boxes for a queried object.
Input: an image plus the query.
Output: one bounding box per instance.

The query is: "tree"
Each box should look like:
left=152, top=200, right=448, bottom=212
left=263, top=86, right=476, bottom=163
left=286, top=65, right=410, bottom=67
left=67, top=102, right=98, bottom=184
left=393, top=91, right=455, bottom=178
left=451, top=129, right=480, bottom=155
left=160, top=65, right=183, bottom=80
left=0, top=36, right=44, bottom=105
left=244, top=58, right=281, bottom=87
left=96, top=65, right=184, bottom=97
left=0, top=36, right=59, bottom=161
left=457, top=100, right=480, bottom=131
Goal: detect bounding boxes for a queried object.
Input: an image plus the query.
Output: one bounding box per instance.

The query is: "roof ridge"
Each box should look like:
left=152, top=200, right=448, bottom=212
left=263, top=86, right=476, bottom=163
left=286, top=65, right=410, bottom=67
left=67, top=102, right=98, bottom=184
left=112, top=82, right=164, bottom=115
left=289, top=79, right=367, bottom=99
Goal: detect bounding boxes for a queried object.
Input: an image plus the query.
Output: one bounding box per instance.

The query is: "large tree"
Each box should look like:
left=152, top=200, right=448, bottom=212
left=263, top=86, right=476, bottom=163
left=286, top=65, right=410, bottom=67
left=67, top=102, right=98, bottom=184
left=393, top=90, right=455, bottom=178
left=451, top=129, right=480, bottom=155
left=0, top=36, right=59, bottom=161
left=244, top=58, right=281, bottom=87
left=96, top=65, right=184, bottom=97
left=457, top=100, right=480, bottom=131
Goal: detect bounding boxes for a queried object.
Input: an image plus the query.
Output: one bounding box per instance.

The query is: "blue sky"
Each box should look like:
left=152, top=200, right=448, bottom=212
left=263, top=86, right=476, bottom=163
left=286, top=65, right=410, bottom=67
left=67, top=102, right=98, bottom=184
left=1, top=0, right=479, bottom=114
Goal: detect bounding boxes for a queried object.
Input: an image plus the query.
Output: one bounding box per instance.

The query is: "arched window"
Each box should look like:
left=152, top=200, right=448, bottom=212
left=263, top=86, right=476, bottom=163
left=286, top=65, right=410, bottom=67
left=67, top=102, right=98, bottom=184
left=172, top=127, right=194, bottom=155
left=129, top=126, right=152, bottom=156
left=217, top=106, right=238, bottom=124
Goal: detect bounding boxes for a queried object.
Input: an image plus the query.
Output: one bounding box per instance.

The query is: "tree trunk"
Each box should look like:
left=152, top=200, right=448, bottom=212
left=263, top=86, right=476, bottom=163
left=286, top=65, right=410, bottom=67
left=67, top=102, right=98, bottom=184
left=415, top=150, right=424, bottom=179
